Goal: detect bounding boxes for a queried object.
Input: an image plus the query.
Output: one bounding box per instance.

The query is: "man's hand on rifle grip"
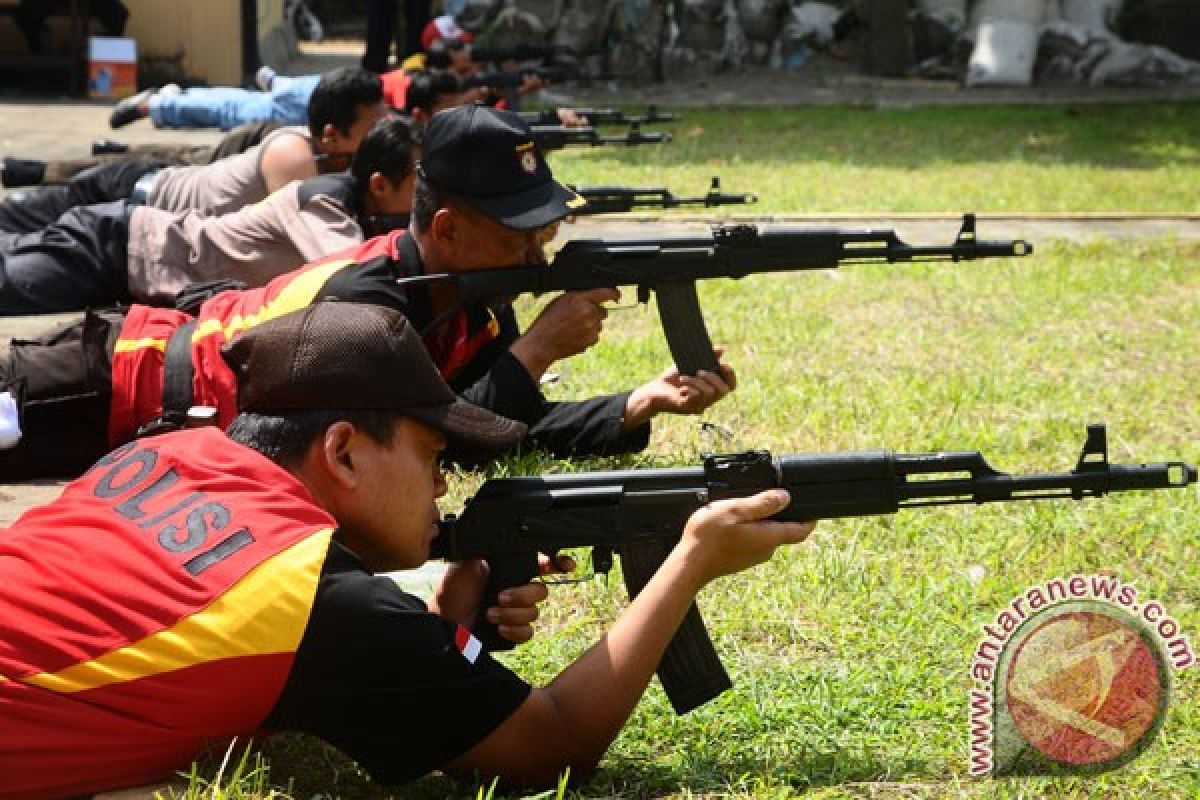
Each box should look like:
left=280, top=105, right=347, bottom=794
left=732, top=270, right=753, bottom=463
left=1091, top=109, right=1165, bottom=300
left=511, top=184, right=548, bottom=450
left=432, top=555, right=575, bottom=645
left=511, top=288, right=621, bottom=381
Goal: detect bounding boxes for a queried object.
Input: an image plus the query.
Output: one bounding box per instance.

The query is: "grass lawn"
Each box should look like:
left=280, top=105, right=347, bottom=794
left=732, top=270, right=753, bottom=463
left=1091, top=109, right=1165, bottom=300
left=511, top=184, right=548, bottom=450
left=547, top=103, right=1200, bottom=213
left=178, top=104, right=1199, bottom=799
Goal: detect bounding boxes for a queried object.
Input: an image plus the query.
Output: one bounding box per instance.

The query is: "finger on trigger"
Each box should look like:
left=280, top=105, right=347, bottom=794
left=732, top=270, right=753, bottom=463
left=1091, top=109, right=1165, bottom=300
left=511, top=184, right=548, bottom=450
left=539, top=553, right=575, bottom=575
left=499, top=625, right=533, bottom=644
left=501, top=582, right=549, bottom=606
left=492, top=605, right=540, bottom=626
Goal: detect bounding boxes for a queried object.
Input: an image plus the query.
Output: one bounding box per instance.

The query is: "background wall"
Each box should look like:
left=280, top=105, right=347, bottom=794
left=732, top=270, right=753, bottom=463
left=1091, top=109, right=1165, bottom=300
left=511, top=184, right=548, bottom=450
left=123, top=0, right=285, bottom=86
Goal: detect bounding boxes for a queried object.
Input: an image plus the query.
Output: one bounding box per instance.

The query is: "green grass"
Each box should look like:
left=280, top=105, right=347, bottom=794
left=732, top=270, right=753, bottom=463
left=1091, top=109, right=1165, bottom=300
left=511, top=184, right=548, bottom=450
left=180, top=106, right=1198, bottom=798
left=481, top=238, right=1200, bottom=799
left=546, top=103, right=1200, bottom=213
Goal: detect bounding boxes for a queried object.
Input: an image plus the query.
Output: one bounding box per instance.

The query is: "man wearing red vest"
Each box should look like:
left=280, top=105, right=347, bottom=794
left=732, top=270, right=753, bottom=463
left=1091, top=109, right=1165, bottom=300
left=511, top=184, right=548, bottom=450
left=0, top=300, right=816, bottom=797
left=0, top=104, right=735, bottom=480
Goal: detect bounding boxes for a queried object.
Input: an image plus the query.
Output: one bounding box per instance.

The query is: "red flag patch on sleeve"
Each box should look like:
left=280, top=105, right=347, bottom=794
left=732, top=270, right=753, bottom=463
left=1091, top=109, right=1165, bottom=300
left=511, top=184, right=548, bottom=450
left=454, top=625, right=483, bottom=664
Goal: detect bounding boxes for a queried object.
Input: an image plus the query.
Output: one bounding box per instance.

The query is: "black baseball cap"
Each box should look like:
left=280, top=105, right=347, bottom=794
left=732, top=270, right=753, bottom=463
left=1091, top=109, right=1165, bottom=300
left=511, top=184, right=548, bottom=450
left=418, top=103, right=586, bottom=230
left=221, top=302, right=526, bottom=453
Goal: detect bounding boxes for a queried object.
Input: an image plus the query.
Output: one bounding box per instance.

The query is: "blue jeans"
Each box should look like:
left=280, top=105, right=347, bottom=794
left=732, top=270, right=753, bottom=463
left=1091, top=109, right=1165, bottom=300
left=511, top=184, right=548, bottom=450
left=148, top=75, right=321, bottom=131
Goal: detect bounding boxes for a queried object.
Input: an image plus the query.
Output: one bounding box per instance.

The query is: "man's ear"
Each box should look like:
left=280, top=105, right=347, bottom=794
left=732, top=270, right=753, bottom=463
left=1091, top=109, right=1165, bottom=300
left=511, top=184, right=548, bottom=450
left=320, top=420, right=361, bottom=489
left=368, top=171, right=389, bottom=199
left=320, top=122, right=339, bottom=149
left=429, top=206, right=461, bottom=249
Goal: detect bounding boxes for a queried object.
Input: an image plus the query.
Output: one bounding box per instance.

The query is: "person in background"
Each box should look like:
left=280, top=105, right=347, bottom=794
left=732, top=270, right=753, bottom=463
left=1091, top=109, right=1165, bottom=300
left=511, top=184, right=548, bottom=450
left=13, top=0, right=128, bottom=54
left=0, top=115, right=417, bottom=314
left=363, top=0, right=434, bottom=73
left=107, top=75, right=321, bottom=132
left=1, top=122, right=283, bottom=191
left=0, top=106, right=729, bottom=479
left=0, top=68, right=387, bottom=235
left=103, top=19, right=461, bottom=136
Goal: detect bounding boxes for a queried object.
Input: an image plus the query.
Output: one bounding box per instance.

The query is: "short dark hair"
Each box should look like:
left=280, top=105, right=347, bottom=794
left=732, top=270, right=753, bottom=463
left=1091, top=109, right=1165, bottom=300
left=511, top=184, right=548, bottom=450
left=412, top=172, right=477, bottom=232
left=402, top=71, right=459, bottom=115
left=351, top=115, right=420, bottom=187
left=307, top=67, right=384, bottom=139
left=410, top=170, right=451, bottom=230
left=226, top=409, right=401, bottom=468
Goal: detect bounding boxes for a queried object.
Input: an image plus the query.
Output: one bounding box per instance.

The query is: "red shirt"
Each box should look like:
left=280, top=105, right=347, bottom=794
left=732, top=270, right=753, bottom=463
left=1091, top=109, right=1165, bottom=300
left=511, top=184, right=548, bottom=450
left=381, top=69, right=414, bottom=109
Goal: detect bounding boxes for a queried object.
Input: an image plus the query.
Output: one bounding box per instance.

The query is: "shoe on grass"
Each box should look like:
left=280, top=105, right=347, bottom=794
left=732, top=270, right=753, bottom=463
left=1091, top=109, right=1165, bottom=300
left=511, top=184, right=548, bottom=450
left=109, top=88, right=155, bottom=129
left=1, top=157, right=47, bottom=188
left=92, top=139, right=130, bottom=156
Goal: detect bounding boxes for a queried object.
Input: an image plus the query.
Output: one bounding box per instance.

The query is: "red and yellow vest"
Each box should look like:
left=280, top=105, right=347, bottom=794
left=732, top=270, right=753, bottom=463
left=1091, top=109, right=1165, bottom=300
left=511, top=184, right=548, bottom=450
left=0, top=428, right=335, bottom=799
left=108, top=232, right=406, bottom=445
left=108, top=231, right=501, bottom=447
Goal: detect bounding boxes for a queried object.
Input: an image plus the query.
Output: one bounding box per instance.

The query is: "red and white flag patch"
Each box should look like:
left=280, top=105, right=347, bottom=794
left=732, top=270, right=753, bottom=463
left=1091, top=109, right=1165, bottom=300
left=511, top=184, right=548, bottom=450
left=455, top=624, right=483, bottom=664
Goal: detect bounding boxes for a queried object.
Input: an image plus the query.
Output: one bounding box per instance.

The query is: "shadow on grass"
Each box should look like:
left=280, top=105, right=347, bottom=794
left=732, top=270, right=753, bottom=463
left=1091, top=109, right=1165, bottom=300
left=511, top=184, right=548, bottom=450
left=588, top=742, right=936, bottom=796
left=250, top=731, right=934, bottom=799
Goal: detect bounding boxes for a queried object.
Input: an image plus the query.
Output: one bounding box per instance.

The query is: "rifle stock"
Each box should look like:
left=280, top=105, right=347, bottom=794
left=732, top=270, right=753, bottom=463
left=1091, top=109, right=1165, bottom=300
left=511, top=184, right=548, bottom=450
left=432, top=426, right=1196, bottom=714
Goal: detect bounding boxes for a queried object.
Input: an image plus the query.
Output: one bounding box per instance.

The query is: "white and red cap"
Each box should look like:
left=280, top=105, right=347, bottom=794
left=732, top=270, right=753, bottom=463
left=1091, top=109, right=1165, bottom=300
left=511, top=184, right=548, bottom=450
left=421, top=15, right=475, bottom=51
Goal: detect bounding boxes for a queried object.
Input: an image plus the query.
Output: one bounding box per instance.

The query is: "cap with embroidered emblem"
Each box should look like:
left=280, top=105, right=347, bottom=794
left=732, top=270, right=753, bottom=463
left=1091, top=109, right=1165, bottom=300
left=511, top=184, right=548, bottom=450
left=418, top=103, right=585, bottom=230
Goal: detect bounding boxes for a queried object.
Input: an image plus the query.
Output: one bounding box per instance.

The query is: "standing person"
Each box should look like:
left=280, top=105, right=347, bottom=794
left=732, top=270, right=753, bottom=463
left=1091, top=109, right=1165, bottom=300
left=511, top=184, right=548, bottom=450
left=363, top=0, right=435, bottom=73
left=0, top=67, right=386, bottom=235
left=405, top=1, right=435, bottom=58
left=0, top=115, right=418, bottom=314
left=0, top=106, right=735, bottom=480
left=13, top=0, right=128, bottom=53
left=0, top=300, right=816, bottom=798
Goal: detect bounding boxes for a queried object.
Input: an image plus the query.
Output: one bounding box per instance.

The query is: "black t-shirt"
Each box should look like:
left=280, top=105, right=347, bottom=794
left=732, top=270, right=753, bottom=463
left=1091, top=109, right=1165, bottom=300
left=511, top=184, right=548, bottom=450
left=264, top=540, right=531, bottom=785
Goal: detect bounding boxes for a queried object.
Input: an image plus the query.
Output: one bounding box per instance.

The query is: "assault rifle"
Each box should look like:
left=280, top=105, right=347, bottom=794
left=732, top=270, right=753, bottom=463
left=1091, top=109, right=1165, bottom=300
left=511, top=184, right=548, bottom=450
left=520, top=106, right=679, bottom=127
left=531, top=122, right=672, bottom=151
left=426, top=41, right=578, bottom=69
left=432, top=425, right=1197, bottom=714
left=464, top=66, right=573, bottom=90
left=470, top=42, right=579, bottom=66
left=410, top=67, right=577, bottom=95
left=570, top=176, right=756, bottom=214
left=399, top=69, right=588, bottom=115
left=398, top=214, right=1032, bottom=375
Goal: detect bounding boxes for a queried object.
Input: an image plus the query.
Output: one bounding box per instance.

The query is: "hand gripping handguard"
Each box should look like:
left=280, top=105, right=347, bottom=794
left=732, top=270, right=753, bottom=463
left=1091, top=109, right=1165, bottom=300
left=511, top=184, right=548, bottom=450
left=431, top=425, right=1195, bottom=714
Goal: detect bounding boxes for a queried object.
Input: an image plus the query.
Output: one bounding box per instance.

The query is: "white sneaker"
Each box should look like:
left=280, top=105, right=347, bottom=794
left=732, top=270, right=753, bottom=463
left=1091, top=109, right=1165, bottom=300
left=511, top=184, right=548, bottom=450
left=255, top=65, right=276, bottom=92
left=0, top=391, right=21, bottom=449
